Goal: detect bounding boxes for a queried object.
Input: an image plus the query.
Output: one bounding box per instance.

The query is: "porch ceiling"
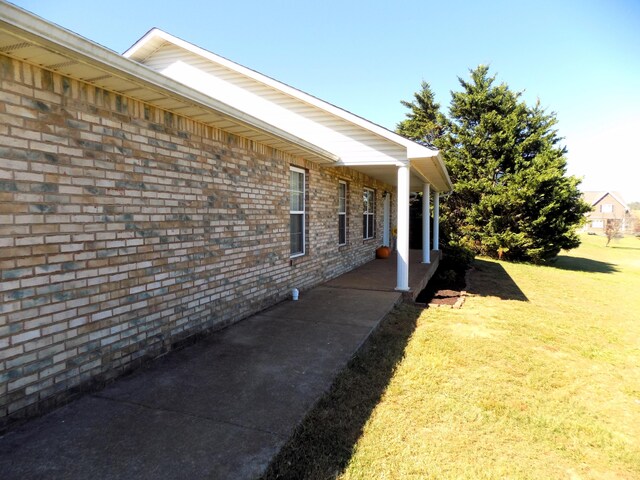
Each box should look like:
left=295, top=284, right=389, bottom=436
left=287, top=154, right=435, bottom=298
left=344, top=154, right=451, bottom=193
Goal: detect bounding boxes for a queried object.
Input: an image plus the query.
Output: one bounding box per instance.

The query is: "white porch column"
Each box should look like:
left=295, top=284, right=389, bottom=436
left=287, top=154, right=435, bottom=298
left=433, top=191, right=440, bottom=251
left=422, top=183, right=430, bottom=263
left=383, top=192, right=390, bottom=247
left=396, top=164, right=410, bottom=291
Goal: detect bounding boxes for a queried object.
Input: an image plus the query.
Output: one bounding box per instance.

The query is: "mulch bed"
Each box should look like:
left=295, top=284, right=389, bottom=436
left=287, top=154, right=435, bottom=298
left=428, top=289, right=462, bottom=306
left=415, top=268, right=469, bottom=308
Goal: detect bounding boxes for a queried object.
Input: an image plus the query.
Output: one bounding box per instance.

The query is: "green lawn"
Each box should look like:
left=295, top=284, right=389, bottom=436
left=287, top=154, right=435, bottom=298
left=263, top=234, right=640, bottom=479
left=341, top=234, right=640, bottom=479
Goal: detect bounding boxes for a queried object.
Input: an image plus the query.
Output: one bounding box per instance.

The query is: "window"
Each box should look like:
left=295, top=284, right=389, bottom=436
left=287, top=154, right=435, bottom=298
left=338, top=181, right=347, bottom=245
left=290, top=167, right=305, bottom=257
left=600, top=203, right=613, bottom=213
left=591, top=220, right=604, bottom=229
left=363, top=188, right=375, bottom=240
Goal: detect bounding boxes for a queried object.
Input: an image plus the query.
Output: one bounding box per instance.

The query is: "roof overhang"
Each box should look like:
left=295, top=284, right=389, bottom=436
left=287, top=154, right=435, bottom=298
left=0, top=2, right=338, bottom=164
left=588, top=191, right=629, bottom=211
left=409, top=152, right=452, bottom=193
left=0, top=3, right=453, bottom=193
left=125, top=28, right=453, bottom=193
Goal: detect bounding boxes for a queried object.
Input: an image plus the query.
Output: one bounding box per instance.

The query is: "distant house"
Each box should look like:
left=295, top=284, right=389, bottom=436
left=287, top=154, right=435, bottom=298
left=582, top=191, right=631, bottom=234
left=0, top=4, right=451, bottom=425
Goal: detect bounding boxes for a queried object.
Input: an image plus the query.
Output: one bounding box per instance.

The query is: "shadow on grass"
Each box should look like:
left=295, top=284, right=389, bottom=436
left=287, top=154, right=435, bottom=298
left=467, top=259, right=529, bottom=302
left=260, top=304, right=421, bottom=480
left=611, top=245, right=640, bottom=251
left=549, top=255, right=618, bottom=273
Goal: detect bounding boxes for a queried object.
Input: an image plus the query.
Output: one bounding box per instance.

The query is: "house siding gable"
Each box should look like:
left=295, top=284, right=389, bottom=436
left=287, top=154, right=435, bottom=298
left=584, top=192, right=631, bottom=233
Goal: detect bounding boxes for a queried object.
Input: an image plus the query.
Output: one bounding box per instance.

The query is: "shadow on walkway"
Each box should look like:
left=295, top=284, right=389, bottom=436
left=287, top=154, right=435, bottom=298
left=466, top=259, right=529, bottom=302
left=260, top=304, right=421, bottom=480
left=548, top=255, right=618, bottom=274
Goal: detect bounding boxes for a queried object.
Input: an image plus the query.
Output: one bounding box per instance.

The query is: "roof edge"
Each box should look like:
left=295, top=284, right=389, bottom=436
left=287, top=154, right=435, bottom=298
left=125, top=28, right=446, bottom=160
left=0, top=3, right=339, bottom=163
left=585, top=191, right=629, bottom=210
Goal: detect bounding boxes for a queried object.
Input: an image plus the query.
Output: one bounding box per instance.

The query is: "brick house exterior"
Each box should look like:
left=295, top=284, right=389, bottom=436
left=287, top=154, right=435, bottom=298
left=0, top=4, right=451, bottom=427
left=582, top=191, right=631, bottom=234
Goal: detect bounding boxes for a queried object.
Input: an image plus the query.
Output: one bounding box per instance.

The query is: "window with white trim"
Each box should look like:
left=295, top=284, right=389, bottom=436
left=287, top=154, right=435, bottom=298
left=290, top=167, right=305, bottom=257
left=600, top=203, right=613, bottom=213
left=338, top=181, right=347, bottom=245
left=591, top=219, right=604, bottom=229
left=363, top=188, right=375, bottom=240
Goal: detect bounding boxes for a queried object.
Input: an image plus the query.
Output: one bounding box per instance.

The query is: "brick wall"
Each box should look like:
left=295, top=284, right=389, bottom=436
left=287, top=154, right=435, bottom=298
left=0, top=55, right=395, bottom=426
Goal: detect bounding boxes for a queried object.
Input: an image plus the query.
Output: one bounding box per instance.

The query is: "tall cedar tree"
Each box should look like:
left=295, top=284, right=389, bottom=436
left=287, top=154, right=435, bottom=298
left=397, top=66, right=590, bottom=262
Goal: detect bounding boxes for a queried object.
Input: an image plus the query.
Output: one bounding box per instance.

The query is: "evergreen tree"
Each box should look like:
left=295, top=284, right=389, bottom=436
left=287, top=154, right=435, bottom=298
left=398, top=66, right=591, bottom=262
left=396, top=81, right=446, bottom=147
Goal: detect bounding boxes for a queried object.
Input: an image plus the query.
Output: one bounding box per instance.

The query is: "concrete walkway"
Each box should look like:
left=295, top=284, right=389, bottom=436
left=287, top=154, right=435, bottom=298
left=326, top=249, right=441, bottom=301
left=0, top=284, right=402, bottom=480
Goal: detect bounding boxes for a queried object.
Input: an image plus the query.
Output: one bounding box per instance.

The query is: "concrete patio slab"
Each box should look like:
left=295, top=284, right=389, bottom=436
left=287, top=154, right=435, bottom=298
left=261, top=285, right=401, bottom=327
left=0, top=285, right=403, bottom=479
left=325, top=249, right=441, bottom=301
left=0, top=246, right=445, bottom=480
left=95, top=314, right=377, bottom=435
left=0, top=395, right=281, bottom=480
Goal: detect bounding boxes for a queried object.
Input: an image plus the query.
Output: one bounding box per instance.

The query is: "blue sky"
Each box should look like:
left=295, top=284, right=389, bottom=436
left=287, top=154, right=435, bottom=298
left=11, top=0, right=640, bottom=202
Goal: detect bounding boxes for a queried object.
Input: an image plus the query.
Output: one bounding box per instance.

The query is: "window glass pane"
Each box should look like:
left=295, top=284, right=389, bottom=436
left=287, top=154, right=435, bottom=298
left=363, top=189, right=374, bottom=214
left=339, top=215, right=346, bottom=244
left=290, top=191, right=303, bottom=211
left=363, top=214, right=367, bottom=238
left=290, top=170, right=304, bottom=212
left=367, top=215, right=374, bottom=239
left=338, top=183, right=346, bottom=213
left=290, top=168, right=305, bottom=256
left=290, top=213, right=303, bottom=254
left=601, top=204, right=613, bottom=213
left=290, top=171, right=302, bottom=191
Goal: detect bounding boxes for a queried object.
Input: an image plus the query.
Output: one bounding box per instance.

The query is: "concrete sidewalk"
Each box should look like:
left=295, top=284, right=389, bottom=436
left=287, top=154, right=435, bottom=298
left=0, top=285, right=401, bottom=480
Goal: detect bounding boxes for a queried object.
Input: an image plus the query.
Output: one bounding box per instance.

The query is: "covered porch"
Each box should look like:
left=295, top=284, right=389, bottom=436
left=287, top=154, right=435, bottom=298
left=325, top=249, right=442, bottom=302
left=346, top=157, right=450, bottom=293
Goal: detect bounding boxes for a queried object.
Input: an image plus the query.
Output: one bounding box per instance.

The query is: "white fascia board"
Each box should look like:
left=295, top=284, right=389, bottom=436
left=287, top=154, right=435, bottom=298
left=0, top=2, right=338, bottom=163
left=410, top=152, right=453, bottom=193
left=127, top=29, right=454, bottom=188
left=125, top=29, right=442, bottom=155
left=126, top=29, right=461, bottom=193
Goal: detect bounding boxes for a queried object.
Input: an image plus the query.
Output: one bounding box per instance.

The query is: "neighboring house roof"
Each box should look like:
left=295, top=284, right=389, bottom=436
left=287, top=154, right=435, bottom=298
left=583, top=191, right=630, bottom=211
left=0, top=2, right=452, bottom=192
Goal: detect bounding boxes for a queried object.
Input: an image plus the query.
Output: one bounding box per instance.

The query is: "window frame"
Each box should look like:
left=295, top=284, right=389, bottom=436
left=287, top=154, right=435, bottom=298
left=338, top=181, right=347, bottom=246
left=290, top=166, right=306, bottom=258
left=600, top=203, right=613, bottom=213
left=363, top=187, right=375, bottom=240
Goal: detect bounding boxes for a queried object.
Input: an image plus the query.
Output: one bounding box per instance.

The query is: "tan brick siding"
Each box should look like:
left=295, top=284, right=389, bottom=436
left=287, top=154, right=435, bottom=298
left=0, top=55, right=395, bottom=426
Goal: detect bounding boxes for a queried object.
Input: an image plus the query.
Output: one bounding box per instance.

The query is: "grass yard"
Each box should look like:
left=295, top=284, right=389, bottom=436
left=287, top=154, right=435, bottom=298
left=263, top=234, right=640, bottom=479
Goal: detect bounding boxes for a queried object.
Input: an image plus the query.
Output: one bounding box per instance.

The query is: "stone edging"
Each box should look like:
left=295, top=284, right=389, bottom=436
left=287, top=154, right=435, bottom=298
left=422, top=267, right=472, bottom=310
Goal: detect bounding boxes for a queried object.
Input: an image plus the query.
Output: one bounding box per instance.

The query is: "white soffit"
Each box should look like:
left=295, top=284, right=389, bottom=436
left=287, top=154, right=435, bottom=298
left=125, top=29, right=453, bottom=192
left=0, top=1, right=338, bottom=164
